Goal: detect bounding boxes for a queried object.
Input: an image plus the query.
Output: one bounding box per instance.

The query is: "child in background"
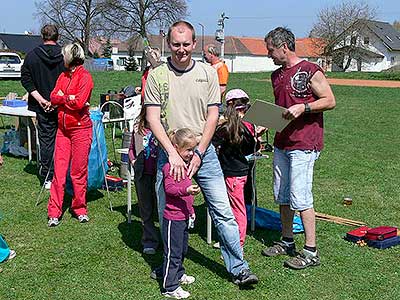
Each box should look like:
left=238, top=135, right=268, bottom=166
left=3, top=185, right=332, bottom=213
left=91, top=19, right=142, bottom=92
left=128, top=119, right=159, bottom=254
left=161, top=128, right=199, bottom=299
left=212, top=89, right=260, bottom=250
left=128, top=47, right=162, bottom=255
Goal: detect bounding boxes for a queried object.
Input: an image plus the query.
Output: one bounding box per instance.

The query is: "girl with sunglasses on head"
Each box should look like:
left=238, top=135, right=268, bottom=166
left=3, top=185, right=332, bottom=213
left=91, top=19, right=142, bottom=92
left=212, top=89, right=261, bottom=251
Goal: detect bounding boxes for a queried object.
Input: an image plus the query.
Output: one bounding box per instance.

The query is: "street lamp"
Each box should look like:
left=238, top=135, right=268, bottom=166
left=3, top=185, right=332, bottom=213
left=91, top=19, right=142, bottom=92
left=198, top=23, right=205, bottom=62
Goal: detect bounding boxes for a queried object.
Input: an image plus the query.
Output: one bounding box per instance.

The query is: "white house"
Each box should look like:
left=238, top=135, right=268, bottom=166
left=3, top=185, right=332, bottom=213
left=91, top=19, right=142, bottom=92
left=330, top=20, right=400, bottom=72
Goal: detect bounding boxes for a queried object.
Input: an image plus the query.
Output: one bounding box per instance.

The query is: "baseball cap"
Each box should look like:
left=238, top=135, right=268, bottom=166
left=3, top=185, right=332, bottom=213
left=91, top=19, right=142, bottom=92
left=225, top=89, right=249, bottom=103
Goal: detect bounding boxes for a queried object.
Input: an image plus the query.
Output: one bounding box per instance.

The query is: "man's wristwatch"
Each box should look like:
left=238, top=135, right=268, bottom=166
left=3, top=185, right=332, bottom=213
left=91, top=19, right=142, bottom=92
left=304, top=102, right=311, bottom=114
left=194, top=148, right=204, bottom=160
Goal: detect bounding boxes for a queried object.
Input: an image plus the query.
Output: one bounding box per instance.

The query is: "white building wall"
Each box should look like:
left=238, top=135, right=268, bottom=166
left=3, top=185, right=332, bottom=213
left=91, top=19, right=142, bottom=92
left=110, top=52, right=326, bottom=73
left=224, top=55, right=278, bottom=72
left=333, top=28, right=400, bottom=72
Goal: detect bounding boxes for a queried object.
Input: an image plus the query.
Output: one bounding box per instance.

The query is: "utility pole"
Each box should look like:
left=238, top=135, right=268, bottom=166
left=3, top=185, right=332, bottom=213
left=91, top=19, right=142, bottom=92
left=159, top=29, right=166, bottom=59
left=198, top=23, right=205, bottom=62
left=215, top=12, right=229, bottom=59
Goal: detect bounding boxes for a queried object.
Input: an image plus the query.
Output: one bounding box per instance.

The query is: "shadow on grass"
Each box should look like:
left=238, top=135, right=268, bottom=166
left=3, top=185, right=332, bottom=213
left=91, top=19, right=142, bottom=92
left=35, top=187, right=107, bottom=220
left=23, top=161, right=38, bottom=176
left=113, top=203, right=235, bottom=285
left=247, top=227, right=281, bottom=247
left=113, top=204, right=163, bottom=275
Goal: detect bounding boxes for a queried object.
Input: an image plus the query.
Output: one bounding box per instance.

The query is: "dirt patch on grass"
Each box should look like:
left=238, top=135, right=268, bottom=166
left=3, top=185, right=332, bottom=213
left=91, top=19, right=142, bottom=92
left=327, top=78, right=400, bottom=88
left=251, top=77, right=400, bottom=88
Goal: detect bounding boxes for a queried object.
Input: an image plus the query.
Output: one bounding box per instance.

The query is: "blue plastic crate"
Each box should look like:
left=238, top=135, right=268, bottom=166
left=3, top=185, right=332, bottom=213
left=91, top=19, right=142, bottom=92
left=3, top=99, right=27, bottom=107
left=367, top=235, right=400, bottom=249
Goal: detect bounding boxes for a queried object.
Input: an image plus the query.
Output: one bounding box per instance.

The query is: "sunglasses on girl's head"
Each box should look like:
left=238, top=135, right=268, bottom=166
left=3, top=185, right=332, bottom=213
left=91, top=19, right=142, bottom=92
left=234, top=103, right=251, bottom=111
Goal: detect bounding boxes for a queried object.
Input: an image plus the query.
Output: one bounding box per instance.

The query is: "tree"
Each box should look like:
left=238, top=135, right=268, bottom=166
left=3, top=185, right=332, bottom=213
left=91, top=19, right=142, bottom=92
left=101, top=0, right=187, bottom=69
left=35, top=0, right=109, bottom=55
left=125, top=55, right=139, bottom=71
left=310, top=0, right=377, bottom=71
left=102, top=38, right=113, bottom=58
left=124, top=36, right=140, bottom=71
left=393, top=21, right=400, bottom=32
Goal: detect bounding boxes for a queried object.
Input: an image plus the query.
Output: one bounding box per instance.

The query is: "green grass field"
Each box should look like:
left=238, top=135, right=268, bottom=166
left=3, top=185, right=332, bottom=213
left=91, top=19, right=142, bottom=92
left=0, top=71, right=399, bottom=300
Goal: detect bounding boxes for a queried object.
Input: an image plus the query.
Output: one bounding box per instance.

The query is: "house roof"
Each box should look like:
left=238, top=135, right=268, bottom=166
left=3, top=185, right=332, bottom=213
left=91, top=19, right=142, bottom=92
left=237, top=37, right=267, bottom=55
left=365, top=20, right=400, bottom=51
left=0, top=33, right=42, bottom=54
left=295, top=38, right=325, bottom=58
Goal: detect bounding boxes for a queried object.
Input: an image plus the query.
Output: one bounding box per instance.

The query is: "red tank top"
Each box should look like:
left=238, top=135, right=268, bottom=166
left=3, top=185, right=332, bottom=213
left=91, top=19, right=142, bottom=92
left=272, top=60, right=324, bottom=151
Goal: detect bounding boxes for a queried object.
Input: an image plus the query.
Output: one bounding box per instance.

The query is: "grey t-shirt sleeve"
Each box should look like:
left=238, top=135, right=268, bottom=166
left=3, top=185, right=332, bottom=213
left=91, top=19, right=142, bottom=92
left=144, top=70, right=161, bottom=106
left=207, top=67, right=221, bottom=106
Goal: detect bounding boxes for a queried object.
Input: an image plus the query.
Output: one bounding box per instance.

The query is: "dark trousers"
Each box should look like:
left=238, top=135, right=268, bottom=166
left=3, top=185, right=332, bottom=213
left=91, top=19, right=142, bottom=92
left=244, top=160, right=257, bottom=206
left=162, top=218, right=188, bottom=292
left=36, top=112, right=58, bottom=180
left=134, top=152, right=159, bottom=249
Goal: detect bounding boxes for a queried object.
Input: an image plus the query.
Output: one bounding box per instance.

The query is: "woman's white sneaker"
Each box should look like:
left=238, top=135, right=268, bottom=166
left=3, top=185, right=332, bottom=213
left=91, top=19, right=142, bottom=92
left=48, top=218, right=60, bottom=227
left=78, top=215, right=89, bottom=223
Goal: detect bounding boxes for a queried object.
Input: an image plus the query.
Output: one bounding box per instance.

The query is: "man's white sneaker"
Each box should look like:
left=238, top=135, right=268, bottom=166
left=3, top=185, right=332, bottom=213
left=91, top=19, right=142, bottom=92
left=78, top=215, right=89, bottom=223
left=162, top=287, right=190, bottom=299
left=44, top=180, right=52, bottom=190
left=179, top=274, right=195, bottom=285
left=48, top=217, right=60, bottom=227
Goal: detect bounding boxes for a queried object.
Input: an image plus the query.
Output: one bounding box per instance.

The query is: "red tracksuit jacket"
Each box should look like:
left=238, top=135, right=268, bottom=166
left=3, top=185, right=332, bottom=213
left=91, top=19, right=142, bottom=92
left=50, top=65, right=93, bottom=130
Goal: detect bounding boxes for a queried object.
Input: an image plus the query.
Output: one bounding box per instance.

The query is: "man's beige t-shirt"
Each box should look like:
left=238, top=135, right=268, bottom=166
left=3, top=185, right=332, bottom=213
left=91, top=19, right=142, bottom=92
left=144, top=59, right=220, bottom=137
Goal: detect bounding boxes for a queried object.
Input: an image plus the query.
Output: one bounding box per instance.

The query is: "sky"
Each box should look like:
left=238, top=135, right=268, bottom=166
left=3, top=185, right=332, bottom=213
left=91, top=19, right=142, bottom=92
left=2, top=0, right=399, bottom=38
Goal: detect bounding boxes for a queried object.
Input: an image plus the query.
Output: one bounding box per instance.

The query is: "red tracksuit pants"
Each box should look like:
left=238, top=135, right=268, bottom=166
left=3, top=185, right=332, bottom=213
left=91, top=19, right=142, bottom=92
left=48, top=126, right=92, bottom=218
left=225, top=176, right=248, bottom=248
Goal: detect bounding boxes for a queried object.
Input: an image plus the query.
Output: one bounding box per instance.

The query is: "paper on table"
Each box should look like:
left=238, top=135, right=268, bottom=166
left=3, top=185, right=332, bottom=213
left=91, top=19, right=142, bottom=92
left=243, top=99, right=291, bottom=132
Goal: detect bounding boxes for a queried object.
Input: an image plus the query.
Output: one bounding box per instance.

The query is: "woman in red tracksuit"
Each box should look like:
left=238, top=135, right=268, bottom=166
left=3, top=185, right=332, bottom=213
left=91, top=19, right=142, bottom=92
left=47, top=43, right=94, bottom=227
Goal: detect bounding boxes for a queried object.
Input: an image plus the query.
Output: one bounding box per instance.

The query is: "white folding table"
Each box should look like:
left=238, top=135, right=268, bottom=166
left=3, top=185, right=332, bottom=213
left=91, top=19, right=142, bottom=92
left=0, top=105, right=37, bottom=162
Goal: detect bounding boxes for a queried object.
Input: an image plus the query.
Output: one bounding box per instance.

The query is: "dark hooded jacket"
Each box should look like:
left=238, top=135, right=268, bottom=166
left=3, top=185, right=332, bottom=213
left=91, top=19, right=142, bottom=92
left=21, top=44, right=65, bottom=114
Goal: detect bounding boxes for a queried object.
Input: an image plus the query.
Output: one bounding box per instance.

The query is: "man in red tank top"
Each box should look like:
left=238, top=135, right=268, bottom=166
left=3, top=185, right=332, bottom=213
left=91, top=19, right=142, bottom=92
left=261, top=27, right=336, bottom=269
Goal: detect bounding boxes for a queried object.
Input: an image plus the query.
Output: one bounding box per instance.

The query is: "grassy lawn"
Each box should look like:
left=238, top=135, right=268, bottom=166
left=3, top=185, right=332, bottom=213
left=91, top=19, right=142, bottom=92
left=0, top=71, right=399, bottom=300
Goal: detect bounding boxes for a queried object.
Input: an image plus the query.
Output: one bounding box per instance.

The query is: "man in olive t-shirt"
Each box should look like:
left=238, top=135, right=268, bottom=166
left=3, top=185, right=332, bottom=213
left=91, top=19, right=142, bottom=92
left=145, top=21, right=258, bottom=287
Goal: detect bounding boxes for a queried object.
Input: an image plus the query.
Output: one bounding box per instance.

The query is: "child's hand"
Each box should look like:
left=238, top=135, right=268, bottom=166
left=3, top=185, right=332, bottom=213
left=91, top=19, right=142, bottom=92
left=187, top=184, right=200, bottom=195
left=190, top=213, right=196, bottom=221
left=256, top=126, right=267, bottom=136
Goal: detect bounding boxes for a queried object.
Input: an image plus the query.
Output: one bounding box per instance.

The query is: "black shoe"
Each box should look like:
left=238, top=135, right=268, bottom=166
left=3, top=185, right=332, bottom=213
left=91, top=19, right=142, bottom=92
left=150, top=265, right=163, bottom=280
left=262, top=240, right=296, bottom=257
left=232, top=268, right=259, bottom=286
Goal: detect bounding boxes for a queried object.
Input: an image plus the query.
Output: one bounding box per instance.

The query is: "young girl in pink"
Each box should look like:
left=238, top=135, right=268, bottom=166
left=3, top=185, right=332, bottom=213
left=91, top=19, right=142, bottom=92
left=212, top=89, right=260, bottom=249
left=161, top=128, right=199, bottom=299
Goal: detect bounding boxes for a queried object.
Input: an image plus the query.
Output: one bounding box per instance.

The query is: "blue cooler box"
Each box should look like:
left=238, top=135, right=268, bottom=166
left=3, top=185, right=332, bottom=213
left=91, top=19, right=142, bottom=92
left=367, top=236, right=400, bottom=249
left=3, top=99, right=27, bottom=107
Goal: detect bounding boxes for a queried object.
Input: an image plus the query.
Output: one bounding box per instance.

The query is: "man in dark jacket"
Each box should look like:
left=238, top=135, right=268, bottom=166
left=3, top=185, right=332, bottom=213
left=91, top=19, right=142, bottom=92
left=21, top=24, right=65, bottom=189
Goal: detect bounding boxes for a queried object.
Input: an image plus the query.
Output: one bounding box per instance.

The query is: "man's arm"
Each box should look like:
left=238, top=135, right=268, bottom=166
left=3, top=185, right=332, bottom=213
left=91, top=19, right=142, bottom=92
left=220, top=85, right=227, bottom=96
left=283, top=70, right=336, bottom=119
left=145, top=106, right=187, bottom=181
left=21, top=59, right=52, bottom=111
left=187, top=105, right=219, bottom=178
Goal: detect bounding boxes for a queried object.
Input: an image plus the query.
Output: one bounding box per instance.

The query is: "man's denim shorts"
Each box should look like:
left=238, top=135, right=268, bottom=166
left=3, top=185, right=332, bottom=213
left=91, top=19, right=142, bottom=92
left=273, top=148, right=320, bottom=211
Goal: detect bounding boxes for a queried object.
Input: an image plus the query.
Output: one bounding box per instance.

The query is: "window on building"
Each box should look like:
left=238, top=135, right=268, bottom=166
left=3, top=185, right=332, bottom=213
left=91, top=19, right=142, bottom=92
left=364, top=37, right=369, bottom=45
left=391, top=57, right=395, bottom=65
